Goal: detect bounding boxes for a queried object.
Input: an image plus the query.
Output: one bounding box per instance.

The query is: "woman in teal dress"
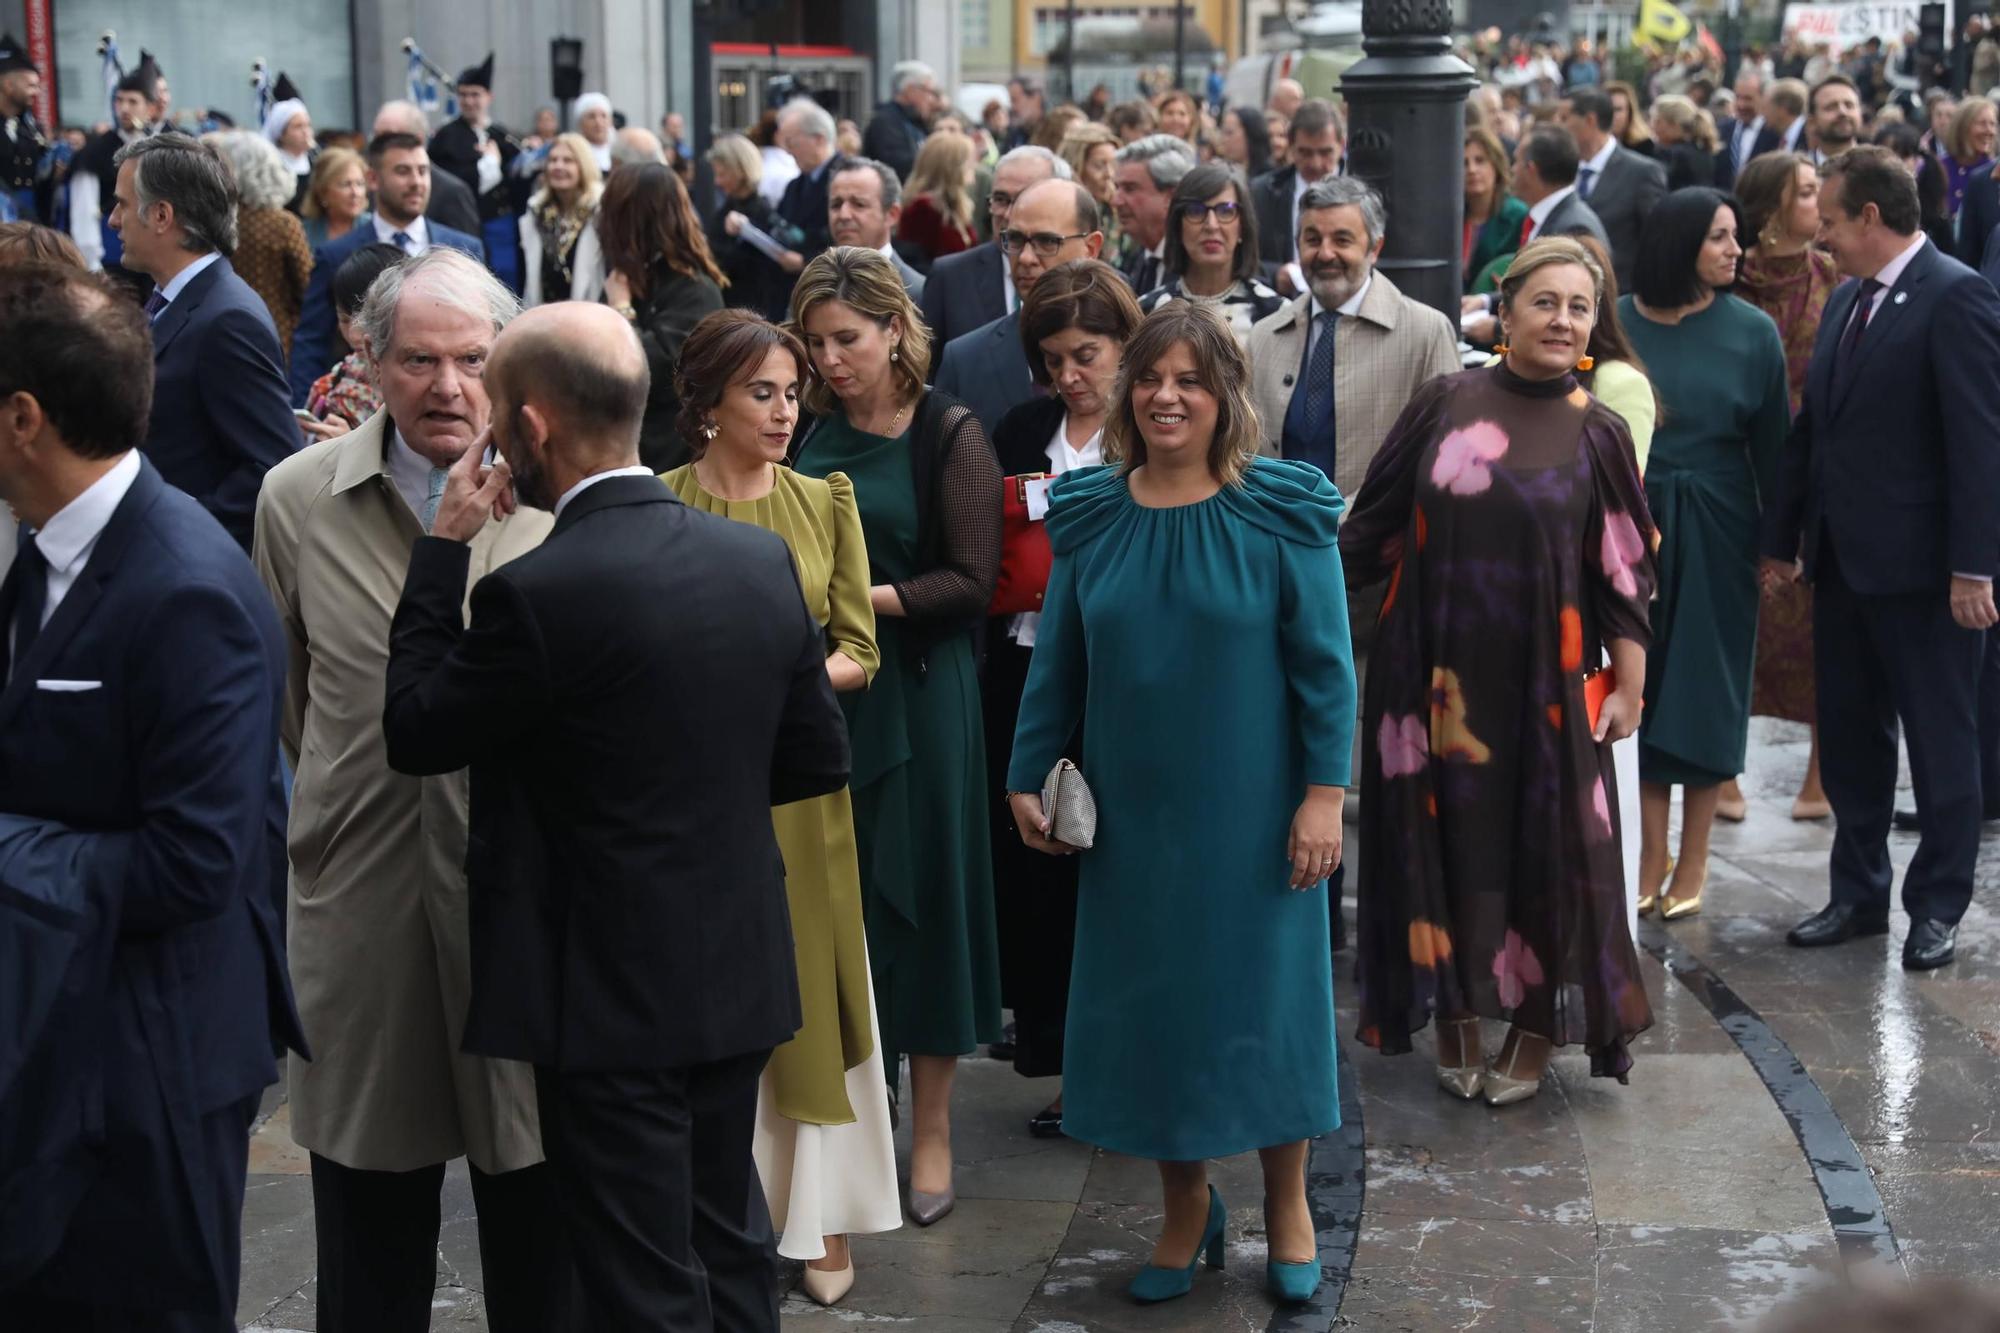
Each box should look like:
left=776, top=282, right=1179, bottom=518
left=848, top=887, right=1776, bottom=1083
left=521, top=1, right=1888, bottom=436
left=789, top=247, right=1003, bottom=1229
left=1008, top=303, right=1355, bottom=1307
left=1620, top=189, right=1790, bottom=920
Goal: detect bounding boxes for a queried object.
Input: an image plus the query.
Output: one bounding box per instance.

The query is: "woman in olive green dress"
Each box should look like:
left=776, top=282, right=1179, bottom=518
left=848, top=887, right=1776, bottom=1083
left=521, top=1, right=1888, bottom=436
left=664, top=309, right=902, bottom=1305
left=789, top=248, right=1003, bottom=1228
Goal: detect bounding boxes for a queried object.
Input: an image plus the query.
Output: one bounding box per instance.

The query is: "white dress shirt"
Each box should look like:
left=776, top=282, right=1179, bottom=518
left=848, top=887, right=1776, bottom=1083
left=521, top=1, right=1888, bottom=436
left=1576, top=137, right=1617, bottom=200
left=1009, top=415, right=1102, bottom=647
left=1283, top=170, right=1335, bottom=294
left=1524, top=183, right=1578, bottom=243
left=1732, top=115, right=1766, bottom=167
left=386, top=428, right=442, bottom=520
left=8, top=451, right=142, bottom=677
left=151, top=251, right=223, bottom=313
left=373, top=213, right=432, bottom=253
left=552, top=466, right=655, bottom=519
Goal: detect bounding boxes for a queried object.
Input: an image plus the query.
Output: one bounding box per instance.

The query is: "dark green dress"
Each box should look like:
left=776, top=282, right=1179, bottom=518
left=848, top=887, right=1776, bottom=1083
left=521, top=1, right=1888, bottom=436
left=1619, top=293, right=1791, bottom=786
left=796, top=414, right=1003, bottom=1064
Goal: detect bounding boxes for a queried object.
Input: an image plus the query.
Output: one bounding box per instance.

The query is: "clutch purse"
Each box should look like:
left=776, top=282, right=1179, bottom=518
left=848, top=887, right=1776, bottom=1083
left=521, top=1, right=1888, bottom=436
left=990, top=473, right=1056, bottom=616
left=1583, top=667, right=1641, bottom=732
left=1040, top=759, right=1097, bottom=849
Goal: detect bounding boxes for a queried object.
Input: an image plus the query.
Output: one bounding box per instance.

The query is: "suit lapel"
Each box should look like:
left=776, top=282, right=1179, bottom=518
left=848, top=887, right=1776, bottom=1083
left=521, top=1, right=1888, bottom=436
left=1830, top=246, right=1931, bottom=417
left=149, top=258, right=225, bottom=363
left=1810, top=282, right=1857, bottom=422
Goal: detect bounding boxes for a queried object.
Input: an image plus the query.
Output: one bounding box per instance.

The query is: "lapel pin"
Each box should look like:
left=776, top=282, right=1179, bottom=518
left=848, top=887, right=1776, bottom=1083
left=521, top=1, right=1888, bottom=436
left=1894, top=291, right=1908, bottom=304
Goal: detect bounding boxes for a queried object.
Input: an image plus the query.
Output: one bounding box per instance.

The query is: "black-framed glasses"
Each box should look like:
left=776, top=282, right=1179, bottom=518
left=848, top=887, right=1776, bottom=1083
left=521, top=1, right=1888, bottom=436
left=987, top=189, right=1018, bottom=212
left=1182, top=201, right=1242, bottom=224
left=998, top=229, right=1092, bottom=257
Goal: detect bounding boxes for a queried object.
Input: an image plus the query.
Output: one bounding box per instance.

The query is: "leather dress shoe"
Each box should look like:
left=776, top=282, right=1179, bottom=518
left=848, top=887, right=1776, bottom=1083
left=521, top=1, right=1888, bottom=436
left=1903, top=918, right=1959, bottom=970
left=1892, top=808, right=1922, bottom=833
left=988, top=1020, right=1017, bottom=1062
left=1028, top=1101, right=1064, bottom=1138
left=1787, top=903, right=1890, bottom=948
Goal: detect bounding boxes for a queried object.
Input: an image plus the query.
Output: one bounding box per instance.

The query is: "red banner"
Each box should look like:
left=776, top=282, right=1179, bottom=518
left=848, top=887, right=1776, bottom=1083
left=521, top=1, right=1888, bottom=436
left=23, top=0, right=55, bottom=128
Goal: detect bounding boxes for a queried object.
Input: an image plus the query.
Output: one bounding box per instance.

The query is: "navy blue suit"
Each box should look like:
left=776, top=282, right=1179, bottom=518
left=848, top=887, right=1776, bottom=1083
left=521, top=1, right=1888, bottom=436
left=1763, top=239, right=2000, bottom=925
left=0, top=459, right=305, bottom=1328
left=934, top=311, right=1036, bottom=437
left=144, top=257, right=301, bottom=552
left=1955, top=161, right=1998, bottom=268
left=288, top=224, right=486, bottom=408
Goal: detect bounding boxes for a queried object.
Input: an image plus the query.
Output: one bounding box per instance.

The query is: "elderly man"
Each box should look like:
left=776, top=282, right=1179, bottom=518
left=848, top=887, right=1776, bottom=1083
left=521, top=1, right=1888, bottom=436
left=574, top=92, right=615, bottom=174
left=1250, top=99, right=1346, bottom=295
left=110, top=132, right=298, bottom=552
left=1267, top=77, right=1305, bottom=121
left=776, top=98, right=844, bottom=276
left=936, top=178, right=1103, bottom=431
left=829, top=156, right=926, bottom=299
left=1113, top=133, right=1196, bottom=294
left=863, top=60, right=938, bottom=183
left=1714, top=66, right=1778, bottom=188
left=253, top=250, right=566, bottom=1332
left=382, top=300, right=848, bottom=1333
left=612, top=126, right=667, bottom=168
left=1006, top=75, right=1046, bottom=150
left=921, top=144, right=1068, bottom=347
left=1561, top=87, right=1667, bottom=288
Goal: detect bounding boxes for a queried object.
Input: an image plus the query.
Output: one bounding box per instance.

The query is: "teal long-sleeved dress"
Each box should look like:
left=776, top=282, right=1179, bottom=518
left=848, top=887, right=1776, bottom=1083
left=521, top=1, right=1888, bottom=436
left=1006, top=459, right=1357, bottom=1162
left=1619, top=293, right=1791, bottom=786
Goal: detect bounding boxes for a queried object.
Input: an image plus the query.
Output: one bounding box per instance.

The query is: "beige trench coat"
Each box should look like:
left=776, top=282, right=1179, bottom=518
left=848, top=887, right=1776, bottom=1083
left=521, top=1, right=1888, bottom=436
left=253, top=414, right=552, bottom=1173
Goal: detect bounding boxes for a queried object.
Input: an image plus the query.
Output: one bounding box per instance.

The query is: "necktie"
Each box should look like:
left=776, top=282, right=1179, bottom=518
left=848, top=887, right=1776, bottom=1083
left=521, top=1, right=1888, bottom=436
left=1135, top=253, right=1158, bottom=293
left=1577, top=165, right=1597, bottom=200
left=1519, top=214, right=1534, bottom=248
left=421, top=467, right=448, bottom=532
left=1836, top=278, right=1885, bottom=379
left=143, top=289, right=168, bottom=320
left=8, top=530, right=47, bottom=680
left=1300, top=311, right=1339, bottom=470
left=392, top=231, right=414, bottom=252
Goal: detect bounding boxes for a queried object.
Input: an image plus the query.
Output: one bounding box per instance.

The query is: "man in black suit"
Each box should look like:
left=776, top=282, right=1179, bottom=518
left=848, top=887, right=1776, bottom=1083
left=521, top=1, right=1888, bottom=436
left=775, top=98, right=845, bottom=285
left=382, top=301, right=850, bottom=1331
left=1763, top=147, right=2000, bottom=971
left=0, top=262, right=305, bottom=1330
left=1956, top=162, right=1999, bottom=267
left=109, top=131, right=297, bottom=551
left=1561, top=87, right=1667, bottom=288
left=921, top=144, right=1065, bottom=352
left=1249, top=98, right=1344, bottom=295
left=1713, top=67, right=1781, bottom=189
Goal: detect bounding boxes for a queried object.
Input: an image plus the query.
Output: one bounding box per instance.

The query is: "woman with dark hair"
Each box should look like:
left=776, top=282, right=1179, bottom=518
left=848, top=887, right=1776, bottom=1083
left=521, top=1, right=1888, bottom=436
left=1619, top=188, right=1790, bottom=920
left=1343, top=235, right=1657, bottom=1108
left=789, top=247, right=1002, bottom=1231
left=1217, top=105, right=1274, bottom=181
left=598, top=161, right=728, bottom=471
left=1008, top=301, right=1354, bottom=1306
left=660, top=309, right=900, bottom=1306
left=985, top=260, right=1144, bottom=1140
left=1464, top=127, right=1530, bottom=293
left=298, top=242, right=404, bottom=439
left=1136, top=162, right=1282, bottom=341
left=1734, top=151, right=1838, bottom=820
left=1873, top=122, right=1958, bottom=253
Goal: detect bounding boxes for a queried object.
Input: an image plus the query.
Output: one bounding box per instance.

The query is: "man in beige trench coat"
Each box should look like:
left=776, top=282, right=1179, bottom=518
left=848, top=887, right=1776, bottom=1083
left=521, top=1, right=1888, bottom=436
left=253, top=249, right=570, bottom=1331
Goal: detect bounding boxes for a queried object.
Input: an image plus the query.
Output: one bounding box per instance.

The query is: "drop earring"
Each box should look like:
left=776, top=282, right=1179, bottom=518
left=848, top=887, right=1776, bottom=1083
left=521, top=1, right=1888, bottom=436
left=891, top=347, right=900, bottom=362
left=1575, top=354, right=1595, bottom=371
left=701, top=419, right=719, bottom=440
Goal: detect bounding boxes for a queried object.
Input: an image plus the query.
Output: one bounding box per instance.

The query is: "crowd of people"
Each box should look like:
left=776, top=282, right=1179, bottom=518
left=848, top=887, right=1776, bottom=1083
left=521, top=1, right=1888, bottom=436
left=3, top=21, right=2000, bottom=1333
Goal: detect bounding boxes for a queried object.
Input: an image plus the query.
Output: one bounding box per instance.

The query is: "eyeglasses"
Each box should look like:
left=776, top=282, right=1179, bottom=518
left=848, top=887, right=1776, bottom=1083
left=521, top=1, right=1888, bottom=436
left=1182, top=201, right=1243, bottom=225
left=988, top=190, right=1018, bottom=212
left=998, top=230, right=1092, bottom=257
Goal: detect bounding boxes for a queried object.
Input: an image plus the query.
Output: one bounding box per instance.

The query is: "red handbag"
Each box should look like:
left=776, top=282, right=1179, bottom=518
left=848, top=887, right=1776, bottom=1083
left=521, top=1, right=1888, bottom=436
left=990, top=473, right=1055, bottom=616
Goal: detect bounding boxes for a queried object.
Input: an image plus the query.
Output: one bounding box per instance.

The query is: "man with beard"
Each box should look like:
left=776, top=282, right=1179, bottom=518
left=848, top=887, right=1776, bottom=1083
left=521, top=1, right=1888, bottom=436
left=1245, top=176, right=1459, bottom=946
left=253, top=248, right=569, bottom=1332
left=0, top=32, right=47, bottom=222
left=1805, top=73, right=1864, bottom=165
left=381, top=299, right=849, bottom=1331
left=69, top=52, right=164, bottom=278
left=428, top=55, right=525, bottom=290
left=375, top=100, right=481, bottom=235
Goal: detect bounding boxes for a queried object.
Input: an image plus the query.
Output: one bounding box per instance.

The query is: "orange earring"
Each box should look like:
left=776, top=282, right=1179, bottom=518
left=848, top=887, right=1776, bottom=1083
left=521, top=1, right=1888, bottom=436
left=1493, top=343, right=1510, bottom=355
left=1576, top=354, right=1595, bottom=371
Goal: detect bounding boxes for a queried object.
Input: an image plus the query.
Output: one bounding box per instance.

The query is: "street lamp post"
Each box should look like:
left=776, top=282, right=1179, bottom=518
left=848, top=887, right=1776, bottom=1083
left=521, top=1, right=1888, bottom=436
left=1337, top=0, right=1478, bottom=319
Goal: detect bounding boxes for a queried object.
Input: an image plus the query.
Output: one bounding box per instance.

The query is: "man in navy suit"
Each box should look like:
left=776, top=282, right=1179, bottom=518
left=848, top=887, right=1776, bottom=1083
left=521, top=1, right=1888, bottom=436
left=1763, top=147, right=2000, bottom=971
left=935, top=180, right=1102, bottom=434
left=920, top=145, right=1067, bottom=352
left=0, top=262, right=305, bottom=1329
left=772, top=97, right=845, bottom=304
left=1958, top=162, right=1999, bottom=268
left=109, top=132, right=298, bottom=551
left=290, top=131, right=486, bottom=406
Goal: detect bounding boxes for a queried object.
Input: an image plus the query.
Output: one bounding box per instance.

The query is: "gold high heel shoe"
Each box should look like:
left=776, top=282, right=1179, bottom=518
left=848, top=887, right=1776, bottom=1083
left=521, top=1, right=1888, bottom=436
left=1483, top=1031, right=1548, bottom=1107
left=1661, top=867, right=1707, bottom=921
left=1637, top=854, right=1674, bottom=918
left=1434, top=1016, right=1485, bottom=1100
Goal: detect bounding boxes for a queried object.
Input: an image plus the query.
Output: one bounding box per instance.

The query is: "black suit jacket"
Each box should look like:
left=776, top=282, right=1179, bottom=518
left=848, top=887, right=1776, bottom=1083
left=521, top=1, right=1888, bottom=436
left=1712, top=117, right=1781, bottom=189
left=1250, top=165, right=1300, bottom=277
left=777, top=156, right=845, bottom=267
left=1763, top=241, right=2000, bottom=595
left=992, top=396, right=1066, bottom=477
left=1955, top=161, right=1999, bottom=267
left=382, top=478, right=851, bottom=1072
left=426, top=167, right=483, bottom=237
left=920, top=241, right=1009, bottom=351
left=0, top=459, right=303, bottom=1305
left=143, top=257, right=300, bottom=551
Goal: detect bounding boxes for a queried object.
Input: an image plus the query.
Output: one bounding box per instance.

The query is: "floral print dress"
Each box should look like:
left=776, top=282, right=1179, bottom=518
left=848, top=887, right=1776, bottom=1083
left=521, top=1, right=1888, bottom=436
left=1340, top=364, right=1659, bottom=1080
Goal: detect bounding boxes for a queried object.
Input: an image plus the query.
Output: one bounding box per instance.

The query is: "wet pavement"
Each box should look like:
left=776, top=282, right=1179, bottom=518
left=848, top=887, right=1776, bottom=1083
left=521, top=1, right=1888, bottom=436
left=236, top=718, right=2000, bottom=1330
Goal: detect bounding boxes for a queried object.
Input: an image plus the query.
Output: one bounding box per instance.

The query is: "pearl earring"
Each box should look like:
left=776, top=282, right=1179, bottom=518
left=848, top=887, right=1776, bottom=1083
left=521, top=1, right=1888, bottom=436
left=891, top=347, right=900, bottom=362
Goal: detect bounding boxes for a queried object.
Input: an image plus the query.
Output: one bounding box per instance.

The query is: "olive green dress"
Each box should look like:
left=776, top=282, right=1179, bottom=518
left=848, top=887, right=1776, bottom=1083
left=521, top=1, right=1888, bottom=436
left=795, top=416, right=1003, bottom=1065
left=661, top=465, right=879, bottom=1123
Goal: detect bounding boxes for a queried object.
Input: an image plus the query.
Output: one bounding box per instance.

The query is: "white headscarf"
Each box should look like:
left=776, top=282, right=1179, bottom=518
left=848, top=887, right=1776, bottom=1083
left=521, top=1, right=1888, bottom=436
left=262, top=98, right=307, bottom=145
left=574, top=93, right=614, bottom=172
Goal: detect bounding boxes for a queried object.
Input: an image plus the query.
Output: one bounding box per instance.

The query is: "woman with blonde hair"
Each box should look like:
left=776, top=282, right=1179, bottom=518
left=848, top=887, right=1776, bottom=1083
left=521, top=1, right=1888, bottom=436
left=300, top=145, right=370, bottom=250
left=788, top=247, right=1002, bottom=1233
left=707, top=132, right=795, bottom=319
left=1649, top=94, right=1722, bottom=190
left=1009, top=300, right=1354, bottom=1306
left=518, top=131, right=604, bottom=306
left=1059, top=121, right=1120, bottom=228
left=203, top=129, right=314, bottom=355
left=897, top=131, right=979, bottom=267
left=1940, top=96, right=1997, bottom=220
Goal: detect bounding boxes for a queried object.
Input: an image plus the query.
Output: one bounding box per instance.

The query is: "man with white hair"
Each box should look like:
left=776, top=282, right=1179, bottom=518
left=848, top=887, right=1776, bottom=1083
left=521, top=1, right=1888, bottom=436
left=862, top=60, right=938, bottom=183
left=574, top=92, right=615, bottom=174
left=1112, top=132, right=1197, bottom=293
left=920, top=144, right=1069, bottom=346
left=775, top=97, right=844, bottom=281
left=373, top=99, right=480, bottom=234
left=611, top=125, right=667, bottom=169
left=253, top=248, right=568, bottom=1333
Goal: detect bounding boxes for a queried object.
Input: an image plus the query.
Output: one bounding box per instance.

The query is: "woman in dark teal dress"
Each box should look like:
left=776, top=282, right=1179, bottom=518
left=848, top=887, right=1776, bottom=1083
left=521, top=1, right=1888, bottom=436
left=789, top=247, right=1003, bottom=1229
left=1008, top=303, right=1355, bottom=1307
left=1620, top=189, right=1790, bottom=921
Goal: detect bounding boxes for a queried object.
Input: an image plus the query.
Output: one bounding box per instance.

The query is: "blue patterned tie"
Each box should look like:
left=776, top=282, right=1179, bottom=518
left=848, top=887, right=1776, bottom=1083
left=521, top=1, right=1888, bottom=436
left=143, top=289, right=168, bottom=320
left=392, top=231, right=413, bottom=253
left=420, top=467, right=448, bottom=532
left=1301, top=310, right=1338, bottom=460
left=1577, top=165, right=1597, bottom=200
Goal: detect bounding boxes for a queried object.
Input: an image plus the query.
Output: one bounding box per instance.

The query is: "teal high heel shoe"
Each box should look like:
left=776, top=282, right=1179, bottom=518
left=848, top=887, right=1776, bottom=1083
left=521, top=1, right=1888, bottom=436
left=1267, top=1256, right=1323, bottom=1303
left=1127, top=1185, right=1227, bottom=1304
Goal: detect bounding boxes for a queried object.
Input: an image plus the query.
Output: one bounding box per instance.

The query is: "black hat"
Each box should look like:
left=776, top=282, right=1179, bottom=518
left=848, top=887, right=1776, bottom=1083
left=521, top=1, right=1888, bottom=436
left=272, top=71, right=302, bottom=104
left=457, top=52, right=493, bottom=90
left=0, top=31, right=36, bottom=76
left=116, top=50, right=163, bottom=99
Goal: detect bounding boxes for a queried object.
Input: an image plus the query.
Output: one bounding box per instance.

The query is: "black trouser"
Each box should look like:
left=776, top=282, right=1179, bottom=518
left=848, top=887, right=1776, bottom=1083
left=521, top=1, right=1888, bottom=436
left=309, top=1153, right=572, bottom=1333
left=533, top=1050, right=777, bottom=1333
left=1814, top=542, right=1983, bottom=924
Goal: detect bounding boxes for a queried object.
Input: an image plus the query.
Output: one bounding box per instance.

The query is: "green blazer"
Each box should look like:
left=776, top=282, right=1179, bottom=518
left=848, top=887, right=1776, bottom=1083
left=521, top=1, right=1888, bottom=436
left=1467, top=195, right=1530, bottom=292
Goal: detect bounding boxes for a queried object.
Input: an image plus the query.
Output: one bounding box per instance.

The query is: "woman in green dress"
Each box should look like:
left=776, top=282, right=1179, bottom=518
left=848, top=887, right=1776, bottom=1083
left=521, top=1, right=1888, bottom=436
left=1464, top=127, right=1531, bottom=295
left=788, top=248, right=1003, bottom=1228
left=1620, top=189, right=1791, bottom=920
left=663, top=310, right=901, bottom=1305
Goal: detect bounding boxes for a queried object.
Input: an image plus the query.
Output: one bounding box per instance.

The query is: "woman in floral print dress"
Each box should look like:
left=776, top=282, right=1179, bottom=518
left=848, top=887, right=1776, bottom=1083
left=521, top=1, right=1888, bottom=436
left=1340, top=237, right=1658, bottom=1106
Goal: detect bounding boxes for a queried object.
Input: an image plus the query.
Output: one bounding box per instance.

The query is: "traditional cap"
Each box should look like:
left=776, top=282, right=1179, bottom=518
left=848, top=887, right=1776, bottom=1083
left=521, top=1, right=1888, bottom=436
left=117, top=50, right=162, bottom=99
left=0, top=31, right=36, bottom=75
left=458, top=53, right=494, bottom=90
left=272, top=71, right=302, bottom=104
left=574, top=91, right=612, bottom=119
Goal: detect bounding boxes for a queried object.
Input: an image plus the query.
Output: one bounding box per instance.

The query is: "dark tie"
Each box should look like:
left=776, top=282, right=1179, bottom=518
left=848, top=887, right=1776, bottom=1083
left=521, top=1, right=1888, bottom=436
left=1836, top=278, right=1885, bottom=378
left=1577, top=165, right=1597, bottom=200
left=143, top=289, right=167, bottom=320
left=9, top=530, right=47, bottom=680
left=1134, top=253, right=1158, bottom=293
left=1299, top=310, right=1339, bottom=472
left=392, top=231, right=413, bottom=252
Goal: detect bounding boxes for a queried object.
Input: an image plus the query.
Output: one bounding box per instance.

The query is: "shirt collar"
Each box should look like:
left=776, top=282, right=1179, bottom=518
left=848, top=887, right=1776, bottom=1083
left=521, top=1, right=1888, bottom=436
left=154, top=251, right=222, bottom=308
left=373, top=213, right=430, bottom=248
left=1869, top=231, right=1929, bottom=289
left=1528, top=183, right=1576, bottom=229
left=553, top=466, right=655, bottom=518
left=31, top=450, right=142, bottom=575
left=1307, top=273, right=1374, bottom=323
left=1581, top=136, right=1617, bottom=175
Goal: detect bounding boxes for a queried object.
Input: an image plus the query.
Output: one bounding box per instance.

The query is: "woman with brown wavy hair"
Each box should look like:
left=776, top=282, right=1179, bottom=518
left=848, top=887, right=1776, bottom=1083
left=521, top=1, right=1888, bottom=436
left=597, top=161, right=726, bottom=470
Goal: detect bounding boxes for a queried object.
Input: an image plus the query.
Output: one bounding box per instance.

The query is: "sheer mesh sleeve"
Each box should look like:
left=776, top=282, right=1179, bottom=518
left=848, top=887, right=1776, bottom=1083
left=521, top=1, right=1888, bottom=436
left=892, top=403, right=1002, bottom=620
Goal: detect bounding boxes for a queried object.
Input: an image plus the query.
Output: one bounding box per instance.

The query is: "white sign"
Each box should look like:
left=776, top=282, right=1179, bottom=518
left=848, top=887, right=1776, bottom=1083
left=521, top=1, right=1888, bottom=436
left=1781, top=0, right=1952, bottom=53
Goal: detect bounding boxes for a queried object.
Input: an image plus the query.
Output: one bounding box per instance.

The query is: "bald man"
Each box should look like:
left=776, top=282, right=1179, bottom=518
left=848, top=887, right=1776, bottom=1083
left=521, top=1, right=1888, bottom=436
left=382, top=304, right=850, bottom=1332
